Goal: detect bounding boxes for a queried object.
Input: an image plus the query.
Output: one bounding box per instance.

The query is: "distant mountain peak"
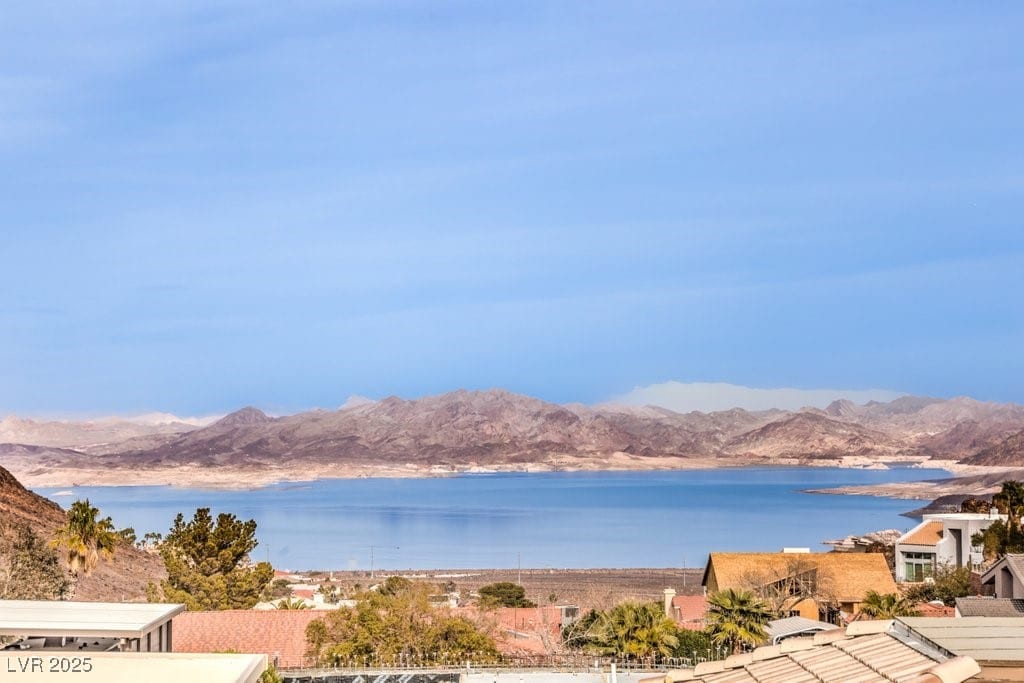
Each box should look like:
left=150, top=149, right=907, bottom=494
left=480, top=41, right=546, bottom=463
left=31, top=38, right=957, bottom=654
left=339, top=395, right=376, bottom=411
left=214, top=406, right=271, bottom=427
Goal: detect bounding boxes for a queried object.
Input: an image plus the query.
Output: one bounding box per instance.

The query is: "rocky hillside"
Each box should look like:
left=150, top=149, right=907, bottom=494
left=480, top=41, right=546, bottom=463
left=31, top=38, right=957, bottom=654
left=723, top=412, right=904, bottom=459
left=960, top=429, right=1024, bottom=466
left=0, top=464, right=165, bottom=601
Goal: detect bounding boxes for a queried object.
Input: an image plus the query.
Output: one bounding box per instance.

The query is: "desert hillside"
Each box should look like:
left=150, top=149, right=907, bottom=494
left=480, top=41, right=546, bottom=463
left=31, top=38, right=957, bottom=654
left=0, top=464, right=165, bottom=601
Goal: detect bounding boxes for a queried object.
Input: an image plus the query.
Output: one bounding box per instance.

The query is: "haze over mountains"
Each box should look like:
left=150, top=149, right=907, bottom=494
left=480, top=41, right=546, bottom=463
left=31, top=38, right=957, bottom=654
left=3, top=388, right=1024, bottom=489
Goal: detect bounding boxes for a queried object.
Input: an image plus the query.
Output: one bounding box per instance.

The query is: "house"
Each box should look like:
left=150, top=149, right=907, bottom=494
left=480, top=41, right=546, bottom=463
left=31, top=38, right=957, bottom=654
left=895, top=512, right=1005, bottom=582
left=0, top=600, right=184, bottom=653
left=980, top=554, right=1024, bottom=599
left=172, top=609, right=326, bottom=669
left=822, top=528, right=903, bottom=553
left=701, top=552, right=897, bottom=623
left=897, top=616, right=1024, bottom=682
left=663, top=589, right=708, bottom=630
left=637, top=619, right=980, bottom=683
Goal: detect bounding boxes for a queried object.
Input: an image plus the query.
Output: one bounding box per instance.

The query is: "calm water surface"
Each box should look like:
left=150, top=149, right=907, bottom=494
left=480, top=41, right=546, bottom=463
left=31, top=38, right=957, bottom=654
left=37, top=467, right=946, bottom=570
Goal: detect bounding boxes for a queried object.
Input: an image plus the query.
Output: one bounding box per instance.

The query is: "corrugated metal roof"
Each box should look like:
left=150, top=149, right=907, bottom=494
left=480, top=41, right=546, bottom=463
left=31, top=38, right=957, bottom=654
left=765, top=616, right=838, bottom=644
left=899, top=616, right=1024, bottom=662
left=0, top=600, right=185, bottom=638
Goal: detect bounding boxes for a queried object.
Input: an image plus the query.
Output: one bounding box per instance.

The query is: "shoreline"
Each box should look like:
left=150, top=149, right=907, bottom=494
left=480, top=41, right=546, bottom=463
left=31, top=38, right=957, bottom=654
left=3, top=454, right=973, bottom=493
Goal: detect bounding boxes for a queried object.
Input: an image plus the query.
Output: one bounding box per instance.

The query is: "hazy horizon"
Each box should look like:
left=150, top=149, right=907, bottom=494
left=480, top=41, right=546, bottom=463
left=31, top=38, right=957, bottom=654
left=10, top=380, right=1016, bottom=422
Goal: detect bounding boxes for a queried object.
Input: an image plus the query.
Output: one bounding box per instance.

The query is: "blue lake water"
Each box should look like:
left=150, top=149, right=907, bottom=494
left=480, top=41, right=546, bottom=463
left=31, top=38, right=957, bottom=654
left=36, top=467, right=947, bottom=571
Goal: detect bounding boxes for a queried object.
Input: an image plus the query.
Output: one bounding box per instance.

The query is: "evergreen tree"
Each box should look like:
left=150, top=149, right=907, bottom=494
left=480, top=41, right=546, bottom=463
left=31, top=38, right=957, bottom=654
left=153, top=508, right=273, bottom=610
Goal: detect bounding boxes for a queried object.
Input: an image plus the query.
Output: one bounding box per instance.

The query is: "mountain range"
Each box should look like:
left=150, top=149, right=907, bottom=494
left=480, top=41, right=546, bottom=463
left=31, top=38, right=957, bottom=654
left=3, top=389, right=1024, bottom=488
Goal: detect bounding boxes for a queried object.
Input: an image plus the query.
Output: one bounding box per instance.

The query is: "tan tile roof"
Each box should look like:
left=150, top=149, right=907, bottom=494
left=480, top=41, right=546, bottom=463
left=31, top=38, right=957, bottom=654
left=704, top=552, right=897, bottom=603
left=650, top=620, right=980, bottom=683
left=899, top=521, right=944, bottom=547
left=173, top=609, right=324, bottom=668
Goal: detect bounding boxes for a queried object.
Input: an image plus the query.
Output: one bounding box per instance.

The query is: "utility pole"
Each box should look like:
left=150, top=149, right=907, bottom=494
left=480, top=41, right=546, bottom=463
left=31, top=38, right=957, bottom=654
left=517, top=552, right=521, bottom=585
left=369, top=545, right=399, bottom=580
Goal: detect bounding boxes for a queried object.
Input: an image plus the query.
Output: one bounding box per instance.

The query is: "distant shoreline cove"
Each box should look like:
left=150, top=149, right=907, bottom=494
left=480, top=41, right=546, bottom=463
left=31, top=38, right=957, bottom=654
left=8, top=455, right=999, bottom=497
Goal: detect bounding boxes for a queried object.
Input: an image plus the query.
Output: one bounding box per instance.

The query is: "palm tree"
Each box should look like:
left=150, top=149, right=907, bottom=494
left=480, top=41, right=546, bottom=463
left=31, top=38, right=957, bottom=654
left=588, top=602, right=680, bottom=660
left=275, top=597, right=312, bottom=610
left=50, top=499, right=118, bottom=577
left=858, top=591, right=921, bottom=619
left=705, top=589, right=771, bottom=655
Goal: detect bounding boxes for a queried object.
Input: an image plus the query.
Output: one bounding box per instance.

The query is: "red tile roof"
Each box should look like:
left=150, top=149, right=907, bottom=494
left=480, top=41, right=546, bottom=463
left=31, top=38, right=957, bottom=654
left=915, top=602, right=955, bottom=618
left=671, top=595, right=708, bottom=625
left=173, top=609, right=324, bottom=668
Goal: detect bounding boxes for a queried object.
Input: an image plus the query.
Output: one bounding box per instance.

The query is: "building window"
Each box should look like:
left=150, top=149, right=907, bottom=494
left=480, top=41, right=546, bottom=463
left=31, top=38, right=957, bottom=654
left=903, top=552, right=936, bottom=582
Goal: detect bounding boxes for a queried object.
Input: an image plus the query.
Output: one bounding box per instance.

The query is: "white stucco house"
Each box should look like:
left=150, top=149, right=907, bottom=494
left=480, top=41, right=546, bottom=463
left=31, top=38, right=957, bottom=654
left=895, top=512, right=1005, bottom=582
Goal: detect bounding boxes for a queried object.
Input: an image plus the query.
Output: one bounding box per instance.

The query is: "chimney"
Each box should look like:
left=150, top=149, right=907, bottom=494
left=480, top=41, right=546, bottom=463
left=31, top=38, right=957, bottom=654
left=663, top=588, right=676, bottom=618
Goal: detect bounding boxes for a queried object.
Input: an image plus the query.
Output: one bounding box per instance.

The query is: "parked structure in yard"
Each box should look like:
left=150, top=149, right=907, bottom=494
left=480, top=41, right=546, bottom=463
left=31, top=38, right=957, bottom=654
left=637, top=619, right=980, bottom=683
left=980, top=554, right=1024, bottom=599
left=701, top=551, right=897, bottom=623
left=0, top=600, right=184, bottom=653
left=894, top=512, right=1004, bottom=582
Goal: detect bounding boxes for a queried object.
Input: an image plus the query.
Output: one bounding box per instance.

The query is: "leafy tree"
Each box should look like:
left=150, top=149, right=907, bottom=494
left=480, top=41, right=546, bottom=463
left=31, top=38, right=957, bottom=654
left=904, top=564, right=973, bottom=606
left=319, top=583, right=340, bottom=604
left=478, top=581, right=535, bottom=608
left=864, top=541, right=896, bottom=572
left=50, top=499, right=118, bottom=577
left=705, top=589, right=771, bottom=655
left=960, top=497, right=993, bottom=514
left=259, top=666, right=283, bottom=683
left=377, top=575, right=413, bottom=596
left=306, top=581, right=499, bottom=666
left=0, top=521, right=70, bottom=600
left=972, top=481, right=1024, bottom=559
left=261, top=578, right=292, bottom=601
left=994, top=481, right=1024, bottom=529
left=858, top=591, right=921, bottom=619
left=153, top=508, right=273, bottom=611
left=673, top=628, right=716, bottom=664
left=117, top=527, right=137, bottom=546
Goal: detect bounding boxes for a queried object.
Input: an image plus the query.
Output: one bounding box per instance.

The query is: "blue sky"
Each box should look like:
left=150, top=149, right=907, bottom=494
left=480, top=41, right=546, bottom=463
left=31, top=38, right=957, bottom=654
left=1, top=2, right=1022, bottom=415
